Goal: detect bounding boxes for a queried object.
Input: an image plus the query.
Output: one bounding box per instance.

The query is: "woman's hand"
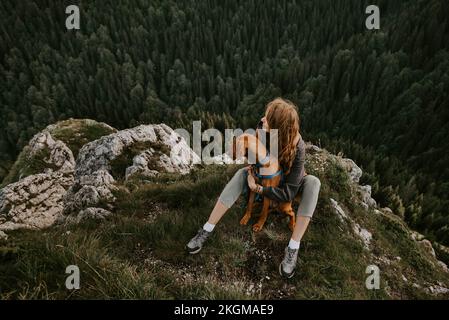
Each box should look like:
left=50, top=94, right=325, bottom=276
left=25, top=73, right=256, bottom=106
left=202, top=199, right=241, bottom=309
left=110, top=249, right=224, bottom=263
left=247, top=169, right=257, bottom=191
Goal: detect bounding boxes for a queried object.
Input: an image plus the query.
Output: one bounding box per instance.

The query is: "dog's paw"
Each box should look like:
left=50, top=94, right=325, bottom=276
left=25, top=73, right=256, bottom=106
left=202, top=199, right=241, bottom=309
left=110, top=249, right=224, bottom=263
left=252, top=223, right=264, bottom=232
left=240, top=214, right=250, bottom=225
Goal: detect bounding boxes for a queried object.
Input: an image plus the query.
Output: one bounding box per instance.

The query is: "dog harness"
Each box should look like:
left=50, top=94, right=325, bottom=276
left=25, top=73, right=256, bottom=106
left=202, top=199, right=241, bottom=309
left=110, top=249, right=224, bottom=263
left=255, top=153, right=271, bottom=167
left=253, top=169, right=283, bottom=180
left=253, top=152, right=283, bottom=180
left=243, top=152, right=284, bottom=203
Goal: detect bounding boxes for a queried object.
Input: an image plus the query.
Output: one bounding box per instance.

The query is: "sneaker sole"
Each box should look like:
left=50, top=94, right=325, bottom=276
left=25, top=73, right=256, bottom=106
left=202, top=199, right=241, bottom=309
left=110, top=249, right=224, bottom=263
left=279, top=262, right=295, bottom=279
left=188, top=247, right=202, bottom=255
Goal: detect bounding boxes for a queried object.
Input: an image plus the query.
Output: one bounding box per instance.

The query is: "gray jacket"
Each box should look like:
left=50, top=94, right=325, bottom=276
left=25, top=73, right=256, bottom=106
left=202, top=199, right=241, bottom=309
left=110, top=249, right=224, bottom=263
left=262, top=138, right=305, bottom=202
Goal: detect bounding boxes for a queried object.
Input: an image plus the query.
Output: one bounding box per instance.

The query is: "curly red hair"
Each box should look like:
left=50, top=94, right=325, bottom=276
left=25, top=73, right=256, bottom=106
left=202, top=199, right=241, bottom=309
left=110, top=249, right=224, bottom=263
left=265, top=98, right=300, bottom=174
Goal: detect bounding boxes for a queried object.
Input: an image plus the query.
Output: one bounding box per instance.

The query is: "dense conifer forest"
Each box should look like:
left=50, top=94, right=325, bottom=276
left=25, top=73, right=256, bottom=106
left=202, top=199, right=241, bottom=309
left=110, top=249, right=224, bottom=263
left=1, top=0, right=448, bottom=244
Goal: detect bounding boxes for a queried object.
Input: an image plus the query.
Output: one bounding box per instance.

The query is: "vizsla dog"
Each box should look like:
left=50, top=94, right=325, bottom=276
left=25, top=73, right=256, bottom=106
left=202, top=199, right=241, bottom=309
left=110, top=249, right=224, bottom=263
left=232, top=133, right=297, bottom=232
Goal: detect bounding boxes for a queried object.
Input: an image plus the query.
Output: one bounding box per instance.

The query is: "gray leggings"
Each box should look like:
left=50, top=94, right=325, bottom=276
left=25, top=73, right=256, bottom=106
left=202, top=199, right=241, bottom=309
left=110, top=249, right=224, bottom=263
left=218, top=168, right=321, bottom=218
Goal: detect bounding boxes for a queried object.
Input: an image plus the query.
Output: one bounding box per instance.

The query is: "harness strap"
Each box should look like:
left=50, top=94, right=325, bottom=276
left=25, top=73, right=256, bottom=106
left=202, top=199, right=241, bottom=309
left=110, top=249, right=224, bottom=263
left=254, top=169, right=283, bottom=180
left=255, top=152, right=270, bottom=168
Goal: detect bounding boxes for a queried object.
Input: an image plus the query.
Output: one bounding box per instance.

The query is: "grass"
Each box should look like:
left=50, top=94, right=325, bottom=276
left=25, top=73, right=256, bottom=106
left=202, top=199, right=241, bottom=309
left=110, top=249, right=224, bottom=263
left=50, top=119, right=116, bottom=158
left=110, top=141, right=171, bottom=181
left=1, top=148, right=58, bottom=187
left=1, top=149, right=448, bottom=299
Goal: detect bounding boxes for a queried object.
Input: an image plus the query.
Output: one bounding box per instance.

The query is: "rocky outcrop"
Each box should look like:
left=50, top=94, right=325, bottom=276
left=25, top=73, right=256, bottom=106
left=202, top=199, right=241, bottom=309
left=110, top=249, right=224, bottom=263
left=1, top=122, right=201, bottom=232
left=62, top=170, right=116, bottom=216
left=0, top=172, right=74, bottom=231
left=0, top=230, right=8, bottom=240
left=0, top=129, right=76, bottom=233
left=330, top=198, right=372, bottom=250
left=330, top=198, right=348, bottom=223
left=341, top=158, right=363, bottom=183
left=418, top=239, right=436, bottom=258
left=358, top=185, right=377, bottom=209
left=74, top=124, right=199, bottom=178
left=61, top=124, right=200, bottom=222
left=339, top=156, right=377, bottom=210
left=28, top=131, right=75, bottom=173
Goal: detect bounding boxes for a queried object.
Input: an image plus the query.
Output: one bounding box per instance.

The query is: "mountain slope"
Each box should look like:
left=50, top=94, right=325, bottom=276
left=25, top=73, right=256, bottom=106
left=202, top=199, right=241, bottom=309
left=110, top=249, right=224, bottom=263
left=0, top=120, right=448, bottom=299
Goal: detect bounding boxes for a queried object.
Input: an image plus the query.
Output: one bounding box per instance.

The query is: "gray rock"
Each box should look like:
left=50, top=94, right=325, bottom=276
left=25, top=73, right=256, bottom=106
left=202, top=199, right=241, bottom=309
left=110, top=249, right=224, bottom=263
left=75, top=123, right=199, bottom=179
left=0, top=230, right=7, bottom=240
left=353, top=223, right=372, bottom=250
left=0, top=172, right=74, bottom=231
left=418, top=239, right=436, bottom=258
left=63, top=124, right=200, bottom=220
left=63, top=207, right=112, bottom=225
left=359, top=185, right=377, bottom=208
left=28, top=131, right=75, bottom=173
left=0, top=122, right=201, bottom=231
left=410, top=230, right=426, bottom=241
left=330, top=198, right=372, bottom=250
left=0, top=131, right=75, bottom=232
left=427, top=284, right=449, bottom=295
left=340, top=158, right=363, bottom=183
left=306, top=144, right=322, bottom=154
left=437, top=261, right=448, bottom=273
left=330, top=198, right=348, bottom=223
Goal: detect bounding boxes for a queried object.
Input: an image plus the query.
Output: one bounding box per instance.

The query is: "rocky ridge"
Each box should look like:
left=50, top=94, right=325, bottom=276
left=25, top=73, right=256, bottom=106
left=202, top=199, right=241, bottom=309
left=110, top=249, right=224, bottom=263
left=0, top=121, right=199, bottom=232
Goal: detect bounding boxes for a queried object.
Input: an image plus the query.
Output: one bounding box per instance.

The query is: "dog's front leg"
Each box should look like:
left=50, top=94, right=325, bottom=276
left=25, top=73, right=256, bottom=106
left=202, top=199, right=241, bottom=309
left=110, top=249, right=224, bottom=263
left=240, top=191, right=255, bottom=225
left=253, top=197, right=270, bottom=232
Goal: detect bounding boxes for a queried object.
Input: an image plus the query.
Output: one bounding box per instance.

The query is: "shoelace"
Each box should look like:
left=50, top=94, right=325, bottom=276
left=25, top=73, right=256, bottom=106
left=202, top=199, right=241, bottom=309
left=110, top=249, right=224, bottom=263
left=195, top=229, right=208, bottom=242
left=286, top=248, right=296, bottom=264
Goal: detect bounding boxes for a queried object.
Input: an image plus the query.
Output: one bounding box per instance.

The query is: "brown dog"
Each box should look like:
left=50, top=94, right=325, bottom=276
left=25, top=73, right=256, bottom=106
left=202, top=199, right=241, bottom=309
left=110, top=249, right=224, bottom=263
left=232, top=133, right=297, bottom=232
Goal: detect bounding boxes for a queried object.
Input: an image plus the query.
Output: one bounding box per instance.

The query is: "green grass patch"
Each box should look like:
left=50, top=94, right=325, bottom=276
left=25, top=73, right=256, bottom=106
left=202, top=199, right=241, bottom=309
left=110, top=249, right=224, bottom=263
left=110, top=141, right=171, bottom=181
left=1, top=157, right=448, bottom=299
left=51, top=119, right=116, bottom=158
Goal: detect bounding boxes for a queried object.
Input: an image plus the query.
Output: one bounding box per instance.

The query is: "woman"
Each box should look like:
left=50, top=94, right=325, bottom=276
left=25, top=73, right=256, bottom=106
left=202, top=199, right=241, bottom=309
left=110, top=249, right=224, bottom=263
left=186, top=98, right=321, bottom=278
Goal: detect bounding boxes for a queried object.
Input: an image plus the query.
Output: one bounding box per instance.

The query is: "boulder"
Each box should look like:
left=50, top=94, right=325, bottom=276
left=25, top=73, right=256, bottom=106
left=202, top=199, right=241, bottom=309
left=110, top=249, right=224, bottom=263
left=0, top=130, right=75, bottom=232
left=353, top=223, right=372, bottom=250
left=0, top=230, right=8, bottom=240
left=74, top=124, right=199, bottom=179
left=62, top=124, right=200, bottom=221
left=418, top=239, right=436, bottom=258
left=28, top=131, right=75, bottom=173
left=359, top=185, right=377, bottom=209
left=0, top=172, right=73, bottom=231
left=330, top=198, right=348, bottom=223
left=340, top=158, right=363, bottom=183
left=427, top=284, right=449, bottom=295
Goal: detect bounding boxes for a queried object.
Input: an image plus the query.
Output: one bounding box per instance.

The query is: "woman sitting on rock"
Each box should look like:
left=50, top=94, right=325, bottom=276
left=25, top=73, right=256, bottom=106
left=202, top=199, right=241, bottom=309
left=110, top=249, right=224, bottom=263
left=186, top=98, right=321, bottom=278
